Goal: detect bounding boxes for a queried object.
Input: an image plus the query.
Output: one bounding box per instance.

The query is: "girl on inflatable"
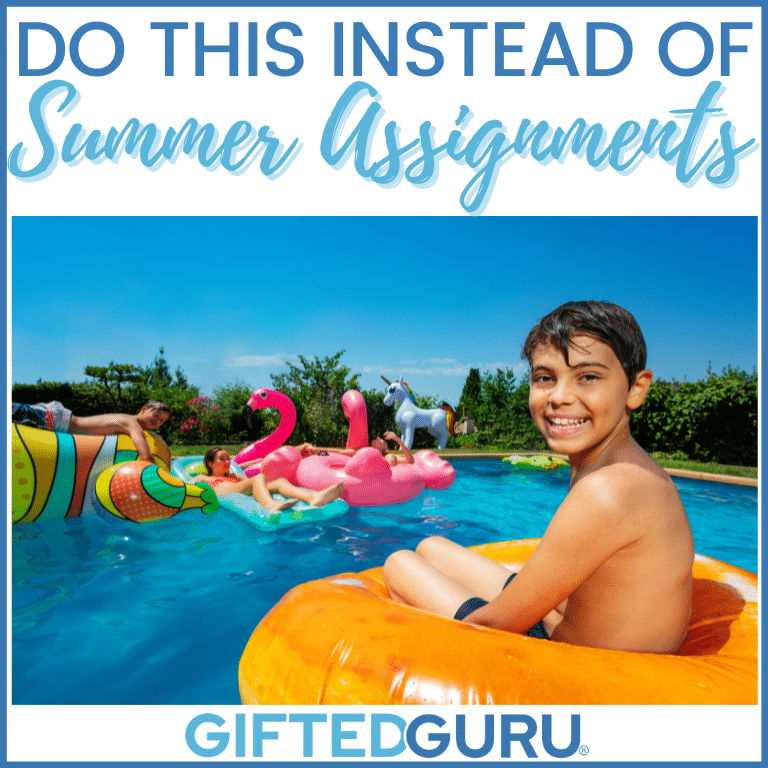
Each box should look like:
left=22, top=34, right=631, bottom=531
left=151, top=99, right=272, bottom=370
left=298, top=430, right=414, bottom=468
left=193, top=447, right=344, bottom=511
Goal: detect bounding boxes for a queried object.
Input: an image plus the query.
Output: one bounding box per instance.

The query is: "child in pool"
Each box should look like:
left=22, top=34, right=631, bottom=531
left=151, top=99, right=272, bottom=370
left=297, top=430, right=415, bottom=467
left=11, top=399, right=171, bottom=465
left=194, top=447, right=344, bottom=512
left=383, top=301, right=695, bottom=654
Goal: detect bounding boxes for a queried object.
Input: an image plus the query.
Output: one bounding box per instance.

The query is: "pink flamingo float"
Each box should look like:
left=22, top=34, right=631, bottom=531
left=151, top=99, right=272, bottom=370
left=259, top=390, right=455, bottom=507
left=234, top=389, right=297, bottom=477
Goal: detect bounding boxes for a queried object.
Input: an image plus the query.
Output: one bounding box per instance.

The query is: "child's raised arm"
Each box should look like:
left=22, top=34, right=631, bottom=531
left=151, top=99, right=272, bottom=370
left=384, top=430, right=414, bottom=464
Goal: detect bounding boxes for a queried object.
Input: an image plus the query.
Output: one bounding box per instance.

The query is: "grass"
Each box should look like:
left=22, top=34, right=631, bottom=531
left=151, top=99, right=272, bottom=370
left=649, top=457, right=757, bottom=480
left=172, top=444, right=245, bottom=458
left=169, top=444, right=758, bottom=480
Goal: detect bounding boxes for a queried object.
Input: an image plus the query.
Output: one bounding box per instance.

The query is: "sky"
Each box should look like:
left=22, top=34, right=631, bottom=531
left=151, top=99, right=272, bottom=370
left=11, top=216, right=758, bottom=414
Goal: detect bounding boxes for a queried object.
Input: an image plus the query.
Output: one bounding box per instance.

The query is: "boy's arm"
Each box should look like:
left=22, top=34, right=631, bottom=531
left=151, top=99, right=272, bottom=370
left=69, top=413, right=156, bottom=463
left=296, top=443, right=355, bottom=457
left=122, top=417, right=156, bottom=463
left=464, top=469, right=639, bottom=634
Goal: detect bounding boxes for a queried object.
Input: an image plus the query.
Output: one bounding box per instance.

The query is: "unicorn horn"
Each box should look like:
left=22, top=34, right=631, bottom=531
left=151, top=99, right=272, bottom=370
left=381, top=376, right=392, bottom=385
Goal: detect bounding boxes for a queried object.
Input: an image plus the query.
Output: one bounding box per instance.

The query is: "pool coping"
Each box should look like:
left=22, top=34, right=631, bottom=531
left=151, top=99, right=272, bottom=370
left=439, top=452, right=758, bottom=487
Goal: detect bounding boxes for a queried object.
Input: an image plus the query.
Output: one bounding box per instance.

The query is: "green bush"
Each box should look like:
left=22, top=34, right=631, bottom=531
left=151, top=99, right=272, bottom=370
left=14, top=353, right=756, bottom=466
left=454, top=368, right=546, bottom=451
left=269, top=352, right=361, bottom=446
left=631, top=366, right=757, bottom=466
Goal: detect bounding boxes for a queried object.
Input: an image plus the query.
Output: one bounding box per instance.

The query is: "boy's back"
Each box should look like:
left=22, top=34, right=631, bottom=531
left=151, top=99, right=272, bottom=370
left=539, top=437, right=694, bottom=653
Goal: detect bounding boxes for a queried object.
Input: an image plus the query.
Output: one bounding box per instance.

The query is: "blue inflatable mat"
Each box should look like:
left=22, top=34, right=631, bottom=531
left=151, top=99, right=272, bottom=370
left=171, top=456, right=348, bottom=532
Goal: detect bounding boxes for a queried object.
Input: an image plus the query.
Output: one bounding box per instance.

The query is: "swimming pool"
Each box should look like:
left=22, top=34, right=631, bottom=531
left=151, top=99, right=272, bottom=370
left=11, top=459, right=757, bottom=705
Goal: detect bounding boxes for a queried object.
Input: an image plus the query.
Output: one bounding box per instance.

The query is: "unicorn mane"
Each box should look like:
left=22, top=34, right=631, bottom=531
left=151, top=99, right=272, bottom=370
left=399, top=378, right=415, bottom=402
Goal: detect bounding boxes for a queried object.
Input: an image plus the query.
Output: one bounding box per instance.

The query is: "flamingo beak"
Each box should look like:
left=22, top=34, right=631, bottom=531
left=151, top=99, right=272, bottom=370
left=243, top=404, right=254, bottom=428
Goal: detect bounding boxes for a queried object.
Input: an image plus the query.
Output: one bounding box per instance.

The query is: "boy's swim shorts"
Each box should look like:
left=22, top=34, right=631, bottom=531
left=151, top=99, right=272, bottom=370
left=12, top=401, right=72, bottom=432
left=453, top=572, right=550, bottom=639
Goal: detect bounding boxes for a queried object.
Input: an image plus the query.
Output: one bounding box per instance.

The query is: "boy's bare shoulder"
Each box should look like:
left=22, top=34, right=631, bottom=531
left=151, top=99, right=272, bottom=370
left=567, top=456, right=678, bottom=521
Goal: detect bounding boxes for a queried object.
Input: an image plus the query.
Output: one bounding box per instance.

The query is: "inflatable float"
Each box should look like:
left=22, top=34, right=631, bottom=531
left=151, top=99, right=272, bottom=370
left=172, top=456, right=349, bottom=533
left=273, top=447, right=455, bottom=507
left=381, top=376, right=455, bottom=450
left=11, top=423, right=212, bottom=524
left=257, top=390, right=455, bottom=506
left=235, top=389, right=296, bottom=477
left=93, top=461, right=218, bottom=523
left=503, top=454, right=569, bottom=471
left=239, top=539, right=757, bottom=705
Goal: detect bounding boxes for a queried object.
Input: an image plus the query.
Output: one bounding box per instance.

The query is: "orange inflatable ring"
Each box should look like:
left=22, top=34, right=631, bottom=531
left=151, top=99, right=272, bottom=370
left=239, top=539, right=757, bottom=705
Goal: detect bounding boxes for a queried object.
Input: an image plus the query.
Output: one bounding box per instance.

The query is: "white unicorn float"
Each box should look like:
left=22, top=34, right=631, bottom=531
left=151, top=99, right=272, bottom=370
left=381, top=376, right=455, bottom=450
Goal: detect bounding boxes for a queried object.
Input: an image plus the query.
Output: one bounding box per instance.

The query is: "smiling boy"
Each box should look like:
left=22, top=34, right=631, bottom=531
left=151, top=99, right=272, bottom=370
left=383, top=301, right=695, bottom=654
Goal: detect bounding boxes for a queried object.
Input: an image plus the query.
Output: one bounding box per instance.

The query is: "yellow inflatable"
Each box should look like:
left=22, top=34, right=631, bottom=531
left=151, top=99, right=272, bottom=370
left=239, top=539, right=757, bottom=705
left=11, top=422, right=172, bottom=523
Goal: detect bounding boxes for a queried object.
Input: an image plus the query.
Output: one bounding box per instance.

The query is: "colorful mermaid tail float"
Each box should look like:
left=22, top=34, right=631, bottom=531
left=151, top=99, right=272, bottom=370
left=239, top=539, right=757, bottom=705
left=235, top=389, right=296, bottom=477
left=11, top=422, right=213, bottom=524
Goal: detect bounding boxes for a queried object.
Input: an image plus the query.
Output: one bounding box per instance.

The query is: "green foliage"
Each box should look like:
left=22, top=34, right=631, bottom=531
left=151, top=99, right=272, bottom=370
left=214, top=380, right=263, bottom=442
left=179, top=396, right=227, bottom=443
left=13, top=350, right=757, bottom=466
left=11, top=380, right=105, bottom=416
left=361, top=388, right=396, bottom=443
left=13, top=348, right=201, bottom=445
left=631, top=366, right=757, bottom=466
left=458, top=367, right=482, bottom=421
left=140, top=347, right=173, bottom=389
left=84, top=363, right=145, bottom=411
left=270, top=351, right=361, bottom=446
left=176, top=381, right=262, bottom=446
left=460, top=368, right=546, bottom=451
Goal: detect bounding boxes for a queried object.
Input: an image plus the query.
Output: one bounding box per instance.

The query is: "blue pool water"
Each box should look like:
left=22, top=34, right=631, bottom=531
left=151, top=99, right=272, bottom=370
left=12, top=460, right=757, bottom=705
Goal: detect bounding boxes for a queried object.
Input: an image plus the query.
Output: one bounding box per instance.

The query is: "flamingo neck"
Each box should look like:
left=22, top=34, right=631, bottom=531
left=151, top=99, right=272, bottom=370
left=269, top=394, right=297, bottom=443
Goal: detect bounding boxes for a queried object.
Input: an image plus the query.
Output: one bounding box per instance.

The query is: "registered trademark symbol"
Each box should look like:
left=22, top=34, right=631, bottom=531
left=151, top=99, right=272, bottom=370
left=579, top=746, right=589, bottom=756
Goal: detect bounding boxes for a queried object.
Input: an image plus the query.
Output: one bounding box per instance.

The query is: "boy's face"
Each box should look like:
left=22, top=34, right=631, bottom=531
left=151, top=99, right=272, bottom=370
left=528, top=335, right=649, bottom=461
left=138, top=406, right=170, bottom=430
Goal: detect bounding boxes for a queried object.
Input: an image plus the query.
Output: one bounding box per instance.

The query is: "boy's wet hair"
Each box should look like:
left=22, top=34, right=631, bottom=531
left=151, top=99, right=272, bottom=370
left=522, top=301, right=647, bottom=387
left=143, top=400, right=171, bottom=413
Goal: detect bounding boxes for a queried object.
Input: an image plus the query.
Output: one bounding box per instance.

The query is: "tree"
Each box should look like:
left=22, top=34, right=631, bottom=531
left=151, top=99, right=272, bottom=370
left=361, top=387, right=396, bottom=443
left=83, top=363, right=145, bottom=411
left=213, top=380, right=262, bottom=441
left=458, top=368, right=482, bottom=420
left=468, top=367, right=544, bottom=450
left=270, top=351, right=361, bottom=446
left=141, top=347, right=173, bottom=389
